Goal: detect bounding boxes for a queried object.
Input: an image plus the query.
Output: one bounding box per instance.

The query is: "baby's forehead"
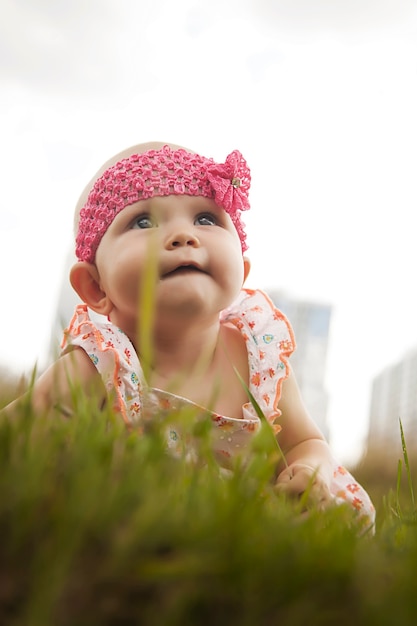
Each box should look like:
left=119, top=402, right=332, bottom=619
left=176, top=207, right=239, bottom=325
left=121, top=194, right=224, bottom=215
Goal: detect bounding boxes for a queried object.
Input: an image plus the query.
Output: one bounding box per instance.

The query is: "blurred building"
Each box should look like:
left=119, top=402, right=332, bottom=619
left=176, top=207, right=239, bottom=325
left=49, top=252, right=83, bottom=361
left=267, top=291, right=332, bottom=438
left=368, top=349, right=417, bottom=454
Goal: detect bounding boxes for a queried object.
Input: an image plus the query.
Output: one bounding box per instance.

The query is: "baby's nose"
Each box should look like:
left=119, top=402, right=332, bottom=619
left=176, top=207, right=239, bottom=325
left=165, top=230, right=200, bottom=249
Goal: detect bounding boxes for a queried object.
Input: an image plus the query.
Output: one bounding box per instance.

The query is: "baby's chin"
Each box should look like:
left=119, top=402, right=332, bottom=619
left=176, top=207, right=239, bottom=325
left=155, top=283, right=226, bottom=320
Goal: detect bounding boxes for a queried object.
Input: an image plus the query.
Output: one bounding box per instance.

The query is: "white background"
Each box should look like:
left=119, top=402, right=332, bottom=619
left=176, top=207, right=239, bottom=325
left=1, top=0, right=417, bottom=464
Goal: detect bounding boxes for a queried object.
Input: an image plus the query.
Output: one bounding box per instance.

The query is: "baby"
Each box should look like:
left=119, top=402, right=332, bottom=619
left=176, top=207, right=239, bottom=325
left=3, top=141, right=375, bottom=526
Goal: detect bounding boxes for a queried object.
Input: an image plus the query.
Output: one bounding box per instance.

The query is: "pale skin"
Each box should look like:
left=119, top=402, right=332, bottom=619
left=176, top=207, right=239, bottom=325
left=2, top=141, right=335, bottom=508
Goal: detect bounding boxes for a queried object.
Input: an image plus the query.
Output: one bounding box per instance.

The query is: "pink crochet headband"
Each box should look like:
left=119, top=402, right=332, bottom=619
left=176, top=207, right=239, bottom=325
left=76, top=145, right=251, bottom=262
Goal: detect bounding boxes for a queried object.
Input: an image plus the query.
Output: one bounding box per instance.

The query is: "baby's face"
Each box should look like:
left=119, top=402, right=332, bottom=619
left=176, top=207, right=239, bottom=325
left=94, top=194, right=249, bottom=332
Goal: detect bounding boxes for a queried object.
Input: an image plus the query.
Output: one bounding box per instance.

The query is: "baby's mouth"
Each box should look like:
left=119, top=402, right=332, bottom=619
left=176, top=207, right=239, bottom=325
left=162, top=265, right=206, bottom=278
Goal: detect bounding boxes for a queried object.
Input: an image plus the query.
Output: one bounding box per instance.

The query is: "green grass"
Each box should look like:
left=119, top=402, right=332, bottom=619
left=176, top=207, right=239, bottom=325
left=1, top=379, right=417, bottom=625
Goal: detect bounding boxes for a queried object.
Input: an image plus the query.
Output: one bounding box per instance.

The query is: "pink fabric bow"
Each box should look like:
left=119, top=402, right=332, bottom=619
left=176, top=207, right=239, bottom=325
left=207, top=150, right=251, bottom=217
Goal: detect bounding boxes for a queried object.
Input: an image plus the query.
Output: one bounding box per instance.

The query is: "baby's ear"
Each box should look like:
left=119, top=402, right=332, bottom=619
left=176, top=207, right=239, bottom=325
left=243, top=256, right=251, bottom=284
left=70, top=262, right=112, bottom=316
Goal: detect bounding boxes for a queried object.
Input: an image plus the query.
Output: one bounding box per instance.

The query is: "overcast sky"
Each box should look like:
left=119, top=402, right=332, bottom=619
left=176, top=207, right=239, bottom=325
left=1, top=0, right=417, bottom=463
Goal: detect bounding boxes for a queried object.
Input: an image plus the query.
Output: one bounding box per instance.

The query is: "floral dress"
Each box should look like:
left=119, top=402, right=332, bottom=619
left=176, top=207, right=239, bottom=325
left=62, top=288, right=375, bottom=527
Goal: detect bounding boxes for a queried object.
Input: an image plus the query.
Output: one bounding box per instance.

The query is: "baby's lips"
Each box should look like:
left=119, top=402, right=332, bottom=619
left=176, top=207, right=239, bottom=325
left=160, top=259, right=206, bottom=278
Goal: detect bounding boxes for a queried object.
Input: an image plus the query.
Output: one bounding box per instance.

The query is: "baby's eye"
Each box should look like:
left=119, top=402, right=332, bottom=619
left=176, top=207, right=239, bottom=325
left=131, top=214, right=157, bottom=229
left=195, top=213, right=217, bottom=226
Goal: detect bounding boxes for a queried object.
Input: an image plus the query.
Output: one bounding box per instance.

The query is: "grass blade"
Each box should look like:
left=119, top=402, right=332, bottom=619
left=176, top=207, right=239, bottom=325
left=138, top=235, right=159, bottom=382
left=399, top=417, right=415, bottom=511
left=395, top=458, right=403, bottom=520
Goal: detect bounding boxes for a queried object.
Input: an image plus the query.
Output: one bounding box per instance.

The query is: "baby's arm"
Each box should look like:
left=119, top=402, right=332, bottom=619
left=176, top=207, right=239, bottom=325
left=0, top=348, right=106, bottom=420
left=274, top=367, right=334, bottom=508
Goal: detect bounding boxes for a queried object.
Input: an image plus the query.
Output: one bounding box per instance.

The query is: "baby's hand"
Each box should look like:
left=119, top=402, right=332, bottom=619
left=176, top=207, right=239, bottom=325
left=275, top=463, right=333, bottom=510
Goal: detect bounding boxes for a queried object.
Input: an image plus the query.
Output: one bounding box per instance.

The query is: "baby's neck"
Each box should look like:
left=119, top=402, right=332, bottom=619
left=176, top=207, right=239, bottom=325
left=143, top=320, right=250, bottom=419
left=146, top=317, right=221, bottom=382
